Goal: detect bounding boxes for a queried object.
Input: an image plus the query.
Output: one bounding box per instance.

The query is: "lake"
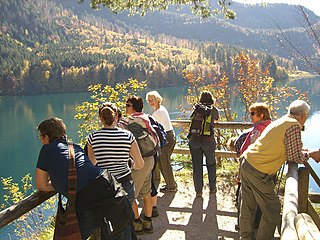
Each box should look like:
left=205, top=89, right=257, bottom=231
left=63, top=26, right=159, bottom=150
left=0, top=78, right=320, bottom=238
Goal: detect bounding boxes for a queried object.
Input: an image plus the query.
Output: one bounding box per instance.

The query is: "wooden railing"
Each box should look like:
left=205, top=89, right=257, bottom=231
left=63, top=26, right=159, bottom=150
left=281, top=162, right=320, bottom=239
left=1, top=120, right=319, bottom=239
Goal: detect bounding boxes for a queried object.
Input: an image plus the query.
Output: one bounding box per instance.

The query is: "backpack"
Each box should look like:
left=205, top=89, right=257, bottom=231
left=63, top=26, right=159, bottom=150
left=234, top=131, right=250, bottom=155
left=148, top=115, right=167, bottom=148
left=188, top=104, right=214, bottom=138
left=127, top=118, right=159, bottom=157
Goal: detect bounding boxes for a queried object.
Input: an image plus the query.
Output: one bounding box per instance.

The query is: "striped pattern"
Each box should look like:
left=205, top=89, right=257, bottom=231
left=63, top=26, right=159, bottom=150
left=88, top=128, right=134, bottom=180
left=53, top=142, right=82, bottom=240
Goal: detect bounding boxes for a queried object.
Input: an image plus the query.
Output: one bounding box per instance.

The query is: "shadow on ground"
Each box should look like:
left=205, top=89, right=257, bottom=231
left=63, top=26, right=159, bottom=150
left=138, top=185, right=239, bottom=240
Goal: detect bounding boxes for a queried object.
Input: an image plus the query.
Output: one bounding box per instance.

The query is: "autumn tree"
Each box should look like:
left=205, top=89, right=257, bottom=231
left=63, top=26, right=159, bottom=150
left=74, top=78, right=146, bottom=145
left=184, top=51, right=308, bottom=122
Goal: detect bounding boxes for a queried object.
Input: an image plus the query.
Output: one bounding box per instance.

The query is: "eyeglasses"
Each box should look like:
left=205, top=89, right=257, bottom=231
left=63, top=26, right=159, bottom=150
left=250, top=111, right=256, bottom=116
left=126, top=103, right=133, bottom=108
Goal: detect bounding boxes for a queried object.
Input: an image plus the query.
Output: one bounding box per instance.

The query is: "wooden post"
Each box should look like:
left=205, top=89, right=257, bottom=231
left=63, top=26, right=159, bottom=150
left=281, top=162, right=299, bottom=240
left=304, top=162, right=320, bottom=188
left=298, top=167, right=309, bottom=213
left=294, top=213, right=320, bottom=240
left=307, top=200, right=320, bottom=230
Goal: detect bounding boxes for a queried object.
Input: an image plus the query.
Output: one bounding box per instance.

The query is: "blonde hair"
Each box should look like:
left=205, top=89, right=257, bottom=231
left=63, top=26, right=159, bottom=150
left=146, top=91, right=163, bottom=104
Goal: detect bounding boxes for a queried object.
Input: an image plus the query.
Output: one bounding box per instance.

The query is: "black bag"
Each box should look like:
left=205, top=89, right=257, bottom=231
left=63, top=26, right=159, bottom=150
left=77, top=172, right=134, bottom=237
left=54, top=143, right=82, bottom=240
left=234, top=131, right=250, bottom=155
left=188, top=103, right=214, bottom=138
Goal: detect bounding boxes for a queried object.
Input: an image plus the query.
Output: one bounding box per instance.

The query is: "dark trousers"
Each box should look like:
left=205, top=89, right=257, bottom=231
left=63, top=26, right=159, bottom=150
left=189, top=139, right=216, bottom=193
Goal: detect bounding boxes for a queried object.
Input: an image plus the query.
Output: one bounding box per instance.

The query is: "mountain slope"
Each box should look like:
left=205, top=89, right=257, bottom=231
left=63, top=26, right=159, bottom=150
left=0, top=0, right=304, bottom=95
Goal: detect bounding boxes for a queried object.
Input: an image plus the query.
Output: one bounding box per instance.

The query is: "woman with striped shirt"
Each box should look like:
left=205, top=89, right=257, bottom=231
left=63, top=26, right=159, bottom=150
left=87, top=104, right=144, bottom=239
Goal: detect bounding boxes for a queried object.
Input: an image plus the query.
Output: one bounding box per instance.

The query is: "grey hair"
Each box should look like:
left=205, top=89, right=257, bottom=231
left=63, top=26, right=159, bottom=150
left=146, top=90, right=163, bottom=104
left=288, top=100, right=310, bottom=117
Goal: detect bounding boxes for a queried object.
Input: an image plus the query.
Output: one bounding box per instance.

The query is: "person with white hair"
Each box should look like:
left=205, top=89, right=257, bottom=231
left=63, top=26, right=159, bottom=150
left=146, top=90, right=177, bottom=193
left=239, top=99, right=319, bottom=240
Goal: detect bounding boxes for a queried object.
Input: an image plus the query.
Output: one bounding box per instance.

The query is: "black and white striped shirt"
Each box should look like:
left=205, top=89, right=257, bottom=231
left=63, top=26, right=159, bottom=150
left=88, top=127, right=134, bottom=181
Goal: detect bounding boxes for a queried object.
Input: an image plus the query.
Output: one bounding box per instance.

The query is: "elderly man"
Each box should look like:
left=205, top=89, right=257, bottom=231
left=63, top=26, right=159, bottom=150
left=239, top=100, right=319, bottom=240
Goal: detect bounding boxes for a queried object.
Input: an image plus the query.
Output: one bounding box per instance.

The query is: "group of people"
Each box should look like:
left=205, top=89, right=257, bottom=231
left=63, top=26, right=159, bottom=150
left=35, top=88, right=320, bottom=240
left=35, top=91, right=178, bottom=239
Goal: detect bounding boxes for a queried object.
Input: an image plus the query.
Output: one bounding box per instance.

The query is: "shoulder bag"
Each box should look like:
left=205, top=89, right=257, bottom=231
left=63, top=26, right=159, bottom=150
left=53, top=142, right=82, bottom=240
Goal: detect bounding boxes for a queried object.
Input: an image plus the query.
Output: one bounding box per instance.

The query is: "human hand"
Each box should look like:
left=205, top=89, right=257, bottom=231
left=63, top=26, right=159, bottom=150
left=309, top=149, right=320, bottom=163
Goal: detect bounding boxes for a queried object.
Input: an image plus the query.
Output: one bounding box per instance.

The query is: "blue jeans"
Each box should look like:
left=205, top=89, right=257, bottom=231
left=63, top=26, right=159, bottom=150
left=189, top=139, right=216, bottom=193
left=121, top=179, right=135, bottom=206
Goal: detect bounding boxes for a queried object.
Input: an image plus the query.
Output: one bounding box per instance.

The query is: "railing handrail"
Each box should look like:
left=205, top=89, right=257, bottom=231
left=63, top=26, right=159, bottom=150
left=171, top=120, right=253, bottom=130
left=281, top=163, right=320, bottom=239
left=0, top=191, right=56, bottom=229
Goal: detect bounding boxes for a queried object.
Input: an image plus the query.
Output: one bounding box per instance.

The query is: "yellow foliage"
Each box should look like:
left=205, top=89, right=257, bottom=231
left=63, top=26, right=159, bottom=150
left=75, top=78, right=147, bottom=146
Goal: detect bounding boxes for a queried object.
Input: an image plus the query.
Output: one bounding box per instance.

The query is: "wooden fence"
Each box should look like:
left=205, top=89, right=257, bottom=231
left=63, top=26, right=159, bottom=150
left=281, top=163, right=320, bottom=239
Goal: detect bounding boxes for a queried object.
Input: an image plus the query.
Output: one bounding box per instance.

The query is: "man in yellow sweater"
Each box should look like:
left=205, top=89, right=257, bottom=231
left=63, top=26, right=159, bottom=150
left=239, top=100, right=319, bottom=240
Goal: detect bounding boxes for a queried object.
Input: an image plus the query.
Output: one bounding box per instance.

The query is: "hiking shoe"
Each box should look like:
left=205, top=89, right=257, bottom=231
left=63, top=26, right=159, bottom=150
left=159, top=185, right=178, bottom=193
left=143, top=219, right=154, bottom=234
left=133, top=218, right=144, bottom=235
left=152, top=206, right=159, bottom=217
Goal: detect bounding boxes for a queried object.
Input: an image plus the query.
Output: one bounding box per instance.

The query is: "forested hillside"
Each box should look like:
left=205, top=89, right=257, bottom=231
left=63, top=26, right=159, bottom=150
left=0, top=0, right=293, bottom=95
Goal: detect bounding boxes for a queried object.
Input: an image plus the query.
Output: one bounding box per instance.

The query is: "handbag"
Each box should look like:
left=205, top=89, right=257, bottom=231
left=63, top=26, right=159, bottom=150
left=53, top=142, right=82, bottom=240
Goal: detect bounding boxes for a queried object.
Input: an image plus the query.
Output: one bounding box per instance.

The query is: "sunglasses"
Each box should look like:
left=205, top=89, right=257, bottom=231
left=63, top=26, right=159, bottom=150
left=250, top=111, right=256, bottom=116
left=126, top=103, right=133, bottom=108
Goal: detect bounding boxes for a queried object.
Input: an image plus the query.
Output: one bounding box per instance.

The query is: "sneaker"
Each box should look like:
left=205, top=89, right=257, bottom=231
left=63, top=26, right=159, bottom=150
left=160, top=185, right=178, bottom=193
left=143, top=219, right=154, bottom=234
left=133, top=218, right=144, bottom=235
left=196, top=192, right=202, bottom=198
left=152, top=206, right=159, bottom=217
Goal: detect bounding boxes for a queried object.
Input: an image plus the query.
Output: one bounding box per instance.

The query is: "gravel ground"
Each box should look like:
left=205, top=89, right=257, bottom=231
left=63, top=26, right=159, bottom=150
left=136, top=178, right=240, bottom=240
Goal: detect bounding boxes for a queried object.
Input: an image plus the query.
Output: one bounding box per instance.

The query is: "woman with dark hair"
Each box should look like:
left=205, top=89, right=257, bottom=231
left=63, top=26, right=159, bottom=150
left=35, top=117, right=133, bottom=240
left=188, top=90, right=219, bottom=197
left=126, top=95, right=158, bottom=235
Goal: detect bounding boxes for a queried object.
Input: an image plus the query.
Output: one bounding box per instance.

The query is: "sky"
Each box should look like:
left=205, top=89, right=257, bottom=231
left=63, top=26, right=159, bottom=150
left=233, top=0, right=320, bottom=16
